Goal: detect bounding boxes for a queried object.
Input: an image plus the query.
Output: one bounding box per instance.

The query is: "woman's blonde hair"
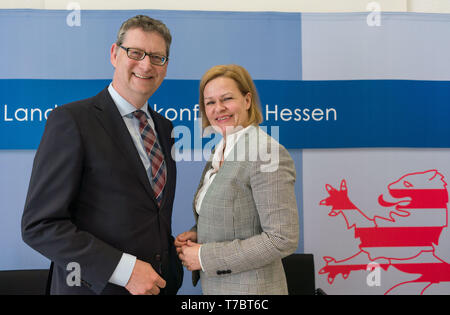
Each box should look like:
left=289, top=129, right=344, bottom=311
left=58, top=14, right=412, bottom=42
left=199, top=64, right=263, bottom=129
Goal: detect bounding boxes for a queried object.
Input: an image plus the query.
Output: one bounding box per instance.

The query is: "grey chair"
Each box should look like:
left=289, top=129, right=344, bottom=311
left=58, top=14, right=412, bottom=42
left=0, top=269, right=49, bottom=295
left=282, top=253, right=326, bottom=295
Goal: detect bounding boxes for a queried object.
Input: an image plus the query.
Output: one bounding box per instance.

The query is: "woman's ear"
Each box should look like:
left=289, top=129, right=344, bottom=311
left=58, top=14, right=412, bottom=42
left=245, top=92, right=252, bottom=110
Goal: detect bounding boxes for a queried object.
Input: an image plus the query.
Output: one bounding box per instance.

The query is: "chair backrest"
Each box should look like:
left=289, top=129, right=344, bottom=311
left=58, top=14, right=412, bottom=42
left=282, top=253, right=316, bottom=295
left=0, top=269, right=49, bottom=295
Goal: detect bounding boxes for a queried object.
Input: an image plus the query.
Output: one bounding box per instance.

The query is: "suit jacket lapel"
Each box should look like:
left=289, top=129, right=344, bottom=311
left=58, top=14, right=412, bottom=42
left=92, top=88, right=157, bottom=205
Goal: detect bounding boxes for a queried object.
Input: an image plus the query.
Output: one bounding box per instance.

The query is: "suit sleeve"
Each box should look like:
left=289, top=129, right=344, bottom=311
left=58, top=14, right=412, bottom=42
left=21, top=107, right=123, bottom=294
left=199, top=144, right=300, bottom=277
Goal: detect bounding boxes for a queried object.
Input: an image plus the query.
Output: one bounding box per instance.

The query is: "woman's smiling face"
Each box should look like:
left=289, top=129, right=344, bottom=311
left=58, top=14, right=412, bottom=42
left=203, top=76, right=251, bottom=135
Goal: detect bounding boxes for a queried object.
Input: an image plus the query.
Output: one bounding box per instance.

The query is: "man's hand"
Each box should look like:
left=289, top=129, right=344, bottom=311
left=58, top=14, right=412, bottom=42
left=125, top=259, right=166, bottom=295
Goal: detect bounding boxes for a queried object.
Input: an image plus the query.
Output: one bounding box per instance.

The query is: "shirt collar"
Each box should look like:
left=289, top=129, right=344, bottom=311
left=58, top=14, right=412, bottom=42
left=224, top=124, right=253, bottom=152
left=211, top=124, right=255, bottom=168
left=108, top=83, right=151, bottom=118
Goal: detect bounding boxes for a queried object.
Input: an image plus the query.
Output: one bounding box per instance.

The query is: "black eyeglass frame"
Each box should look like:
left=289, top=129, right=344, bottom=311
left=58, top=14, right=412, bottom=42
left=119, top=45, right=169, bottom=66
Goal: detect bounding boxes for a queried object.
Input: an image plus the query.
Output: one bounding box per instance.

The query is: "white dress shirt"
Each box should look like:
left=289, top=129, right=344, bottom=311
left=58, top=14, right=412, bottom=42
left=107, top=83, right=158, bottom=287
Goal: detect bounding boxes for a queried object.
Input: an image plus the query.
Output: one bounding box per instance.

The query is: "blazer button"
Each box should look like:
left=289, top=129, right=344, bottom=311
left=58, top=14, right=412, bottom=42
left=226, top=270, right=232, bottom=274
left=216, top=270, right=223, bottom=275
left=155, top=254, right=161, bottom=262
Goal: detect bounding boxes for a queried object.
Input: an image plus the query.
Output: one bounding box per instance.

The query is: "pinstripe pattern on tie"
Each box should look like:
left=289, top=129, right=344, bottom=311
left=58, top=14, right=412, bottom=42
left=132, top=110, right=166, bottom=206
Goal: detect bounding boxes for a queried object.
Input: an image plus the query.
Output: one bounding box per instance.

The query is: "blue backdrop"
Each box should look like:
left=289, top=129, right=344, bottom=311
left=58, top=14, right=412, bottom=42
left=1, top=9, right=449, bottom=295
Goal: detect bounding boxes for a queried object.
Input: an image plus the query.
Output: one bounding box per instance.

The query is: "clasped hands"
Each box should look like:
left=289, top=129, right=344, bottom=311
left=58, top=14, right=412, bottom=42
left=174, top=231, right=202, bottom=271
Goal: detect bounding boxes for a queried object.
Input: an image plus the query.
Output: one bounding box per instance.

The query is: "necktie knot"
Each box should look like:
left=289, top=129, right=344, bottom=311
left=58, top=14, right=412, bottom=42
left=132, top=110, right=147, bottom=124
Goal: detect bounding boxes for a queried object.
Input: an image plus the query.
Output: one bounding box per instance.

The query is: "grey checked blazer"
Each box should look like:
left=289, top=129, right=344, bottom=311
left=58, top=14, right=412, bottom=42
left=191, top=126, right=299, bottom=295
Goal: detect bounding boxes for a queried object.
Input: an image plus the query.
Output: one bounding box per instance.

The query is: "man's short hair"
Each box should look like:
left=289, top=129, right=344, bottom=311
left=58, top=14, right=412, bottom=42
left=116, top=15, right=172, bottom=57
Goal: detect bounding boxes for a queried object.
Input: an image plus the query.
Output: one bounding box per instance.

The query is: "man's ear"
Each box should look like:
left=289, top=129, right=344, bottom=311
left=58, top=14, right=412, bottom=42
left=110, top=43, right=118, bottom=68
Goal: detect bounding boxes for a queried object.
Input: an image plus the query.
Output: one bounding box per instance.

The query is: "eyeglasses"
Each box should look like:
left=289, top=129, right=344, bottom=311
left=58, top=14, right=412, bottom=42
left=119, top=45, right=168, bottom=66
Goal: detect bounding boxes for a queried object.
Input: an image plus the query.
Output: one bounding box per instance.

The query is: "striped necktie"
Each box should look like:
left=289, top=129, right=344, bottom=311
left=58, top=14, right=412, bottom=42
left=132, top=110, right=166, bottom=206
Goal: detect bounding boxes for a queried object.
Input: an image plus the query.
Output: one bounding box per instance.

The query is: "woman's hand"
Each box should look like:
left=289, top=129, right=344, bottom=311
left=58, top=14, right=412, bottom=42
left=174, top=231, right=197, bottom=254
left=180, top=240, right=202, bottom=271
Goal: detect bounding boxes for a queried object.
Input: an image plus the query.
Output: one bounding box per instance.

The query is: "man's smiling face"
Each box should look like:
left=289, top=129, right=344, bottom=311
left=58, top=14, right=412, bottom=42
left=110, top=27, right=168, bottom=108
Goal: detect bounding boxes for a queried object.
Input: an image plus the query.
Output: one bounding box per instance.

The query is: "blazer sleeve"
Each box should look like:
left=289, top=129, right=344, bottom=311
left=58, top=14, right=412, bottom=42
left=21, top=107, right=123, bottom=294
left=199, top=144, right=299, bottom=277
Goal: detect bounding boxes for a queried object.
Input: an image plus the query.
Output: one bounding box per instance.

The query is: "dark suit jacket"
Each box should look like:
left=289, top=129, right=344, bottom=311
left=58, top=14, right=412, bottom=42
left=21, top=87, right=183, bottom=295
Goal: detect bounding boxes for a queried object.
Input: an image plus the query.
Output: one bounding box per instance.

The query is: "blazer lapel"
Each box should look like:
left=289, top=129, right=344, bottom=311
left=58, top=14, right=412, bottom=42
left=194, top=130, right=252, bottom=216
left=92, top=88, right=157, bottom=205
left=192, top=151, right=213, bottom=220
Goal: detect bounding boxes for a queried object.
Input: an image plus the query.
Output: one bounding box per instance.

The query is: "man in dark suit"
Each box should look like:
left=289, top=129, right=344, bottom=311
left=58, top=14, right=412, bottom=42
left=21, top=15, right=182, bottom=295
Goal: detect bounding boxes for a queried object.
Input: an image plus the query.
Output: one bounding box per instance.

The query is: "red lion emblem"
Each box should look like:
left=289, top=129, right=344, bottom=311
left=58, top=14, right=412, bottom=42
left=319, top=170, right=450, bottom=294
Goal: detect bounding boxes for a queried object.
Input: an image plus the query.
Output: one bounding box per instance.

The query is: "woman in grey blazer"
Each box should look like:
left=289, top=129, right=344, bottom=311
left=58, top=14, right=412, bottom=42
left=175, top=64, right=299, bottom=295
